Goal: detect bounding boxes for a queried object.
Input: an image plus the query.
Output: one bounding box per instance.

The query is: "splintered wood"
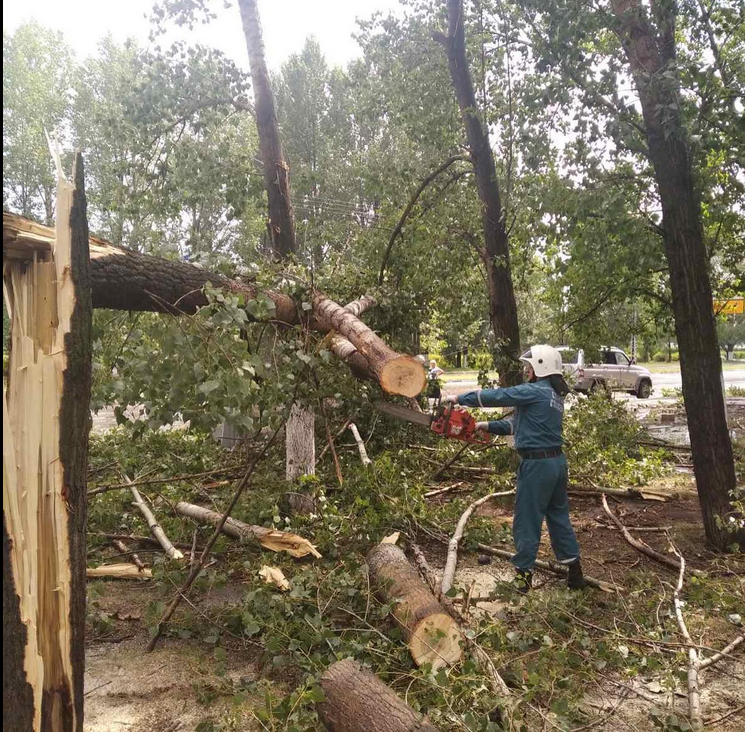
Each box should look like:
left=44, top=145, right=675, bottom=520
left=175, top=501, right=321, bottom=558
left=3, top=153, right=91, bottom=731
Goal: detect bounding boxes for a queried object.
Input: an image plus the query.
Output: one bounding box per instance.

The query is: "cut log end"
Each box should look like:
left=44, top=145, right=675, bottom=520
left=380, top=357, right=427, bottom=398
left=410, top=612, right=462, bottom=669
left=366, top=542, right=462, bottom=670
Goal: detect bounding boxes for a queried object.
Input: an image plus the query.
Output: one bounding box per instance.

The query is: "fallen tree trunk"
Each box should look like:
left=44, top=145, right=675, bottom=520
left=407, top=543, right=512, bottom=712
left=3, top=211, right=296, bottom=317
left=326, top=295, right=379, bottom=381
left=3, top=153, right=91, bottom=732
left=366, top=542, right=462, bottom=670
left=318, top=658, right=441, bottom=732
left=3, top=214, right=425, bottom=397
left=175, top=502, right=321, bottom=558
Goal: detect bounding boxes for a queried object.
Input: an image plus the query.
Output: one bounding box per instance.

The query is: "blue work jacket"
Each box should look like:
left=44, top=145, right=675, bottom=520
left=456, top=379, right=564, bottom=451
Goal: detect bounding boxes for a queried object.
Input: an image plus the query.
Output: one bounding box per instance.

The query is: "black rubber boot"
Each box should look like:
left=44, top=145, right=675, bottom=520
left=567, top=559, right=588, bottom=590
left=513, top=569, right=532, bottom=594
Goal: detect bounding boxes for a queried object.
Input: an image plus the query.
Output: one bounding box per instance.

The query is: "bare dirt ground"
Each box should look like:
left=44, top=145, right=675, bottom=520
left=85, top=582, right=264, bottom=732
left=84, top=401, right=745, bottom=732
left=84, top=483, right=744, bottom=732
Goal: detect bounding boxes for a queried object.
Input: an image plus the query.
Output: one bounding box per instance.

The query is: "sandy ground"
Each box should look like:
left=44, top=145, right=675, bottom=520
left=84, top=399, right=745, bottom=731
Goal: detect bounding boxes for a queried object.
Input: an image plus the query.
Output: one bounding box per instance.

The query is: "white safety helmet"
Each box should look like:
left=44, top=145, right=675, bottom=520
left=520, top=345, right=563, bottom=378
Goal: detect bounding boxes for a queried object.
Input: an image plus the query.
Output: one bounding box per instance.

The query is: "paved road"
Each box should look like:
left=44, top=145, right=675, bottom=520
left=443, top=368, right=745, bottom=400
left=92, top=368, right=744, bottom=435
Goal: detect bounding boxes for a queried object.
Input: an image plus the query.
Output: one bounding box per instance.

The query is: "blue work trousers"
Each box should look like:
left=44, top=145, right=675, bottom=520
left=512, top=454, right=580, bottom=571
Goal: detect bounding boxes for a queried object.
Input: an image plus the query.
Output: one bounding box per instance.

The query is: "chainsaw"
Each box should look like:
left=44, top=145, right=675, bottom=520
left=375, top=400, right=492, bottom=445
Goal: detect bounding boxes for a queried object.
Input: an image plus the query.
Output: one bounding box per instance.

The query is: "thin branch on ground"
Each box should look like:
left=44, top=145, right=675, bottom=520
left=441, top=491, right=515, bottom=597
left=89, top=465, right=244, bottom=496
left=477, top=543, right=618, bottom=592
left=348, top=423, right=372, bottom=466
left=128, top=479, right=184, bottom=561
left=669, top=540, right=702, bottom=731
left=601, top=494, right=701, bottom=574
left=146, top=423, right=283, bottom=652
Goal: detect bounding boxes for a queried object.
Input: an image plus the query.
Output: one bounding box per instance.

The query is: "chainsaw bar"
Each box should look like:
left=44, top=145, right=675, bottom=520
left=374, top=401, right=432, bottom=427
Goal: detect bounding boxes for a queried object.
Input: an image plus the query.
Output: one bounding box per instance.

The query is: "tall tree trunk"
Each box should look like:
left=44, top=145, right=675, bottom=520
left=611, top=0, right=741, bottom=551
left=238, top=0, right=317, bottom=478
left=3, top=153, right=92, bottom=731
left=435, top=0, right=521, bottom=384
left=238, top=0, right=296, bottom=260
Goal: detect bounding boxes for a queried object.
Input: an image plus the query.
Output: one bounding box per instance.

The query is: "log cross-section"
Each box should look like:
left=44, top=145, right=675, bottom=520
left=366, top=543, right=462, bottom=670
left=3, top=153, right=92, bottom=732
left=314, top=295, right=425, bottom=397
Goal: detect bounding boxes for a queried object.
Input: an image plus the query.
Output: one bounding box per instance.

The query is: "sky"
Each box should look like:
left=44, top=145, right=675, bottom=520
left=3, top=0, right=401, bottom=71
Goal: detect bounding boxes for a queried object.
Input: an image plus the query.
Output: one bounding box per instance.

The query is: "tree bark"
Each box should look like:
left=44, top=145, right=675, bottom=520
left=3, top=153, right=91, bottom=732
left=366, top=543, right=462, bottom=670
left=237, top=0, right=296, bottom=259
left=610, top=0, right=741, bottom=551
left=314, top=295, right=426, bottom=397
left=436, top=0, right=521, bottom=384
left=286, top=403, right=316, bottom=480
left=3, top=212, right=299, bottom=319
left=318, top=658, right=441, bottom=732
left=3, top=213, right=425, bottom=397
left=279, top=492, right=318, bottom=517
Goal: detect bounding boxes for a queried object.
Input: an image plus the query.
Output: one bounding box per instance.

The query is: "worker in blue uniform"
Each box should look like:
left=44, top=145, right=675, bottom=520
left=442, top=345, right=587, bottom=592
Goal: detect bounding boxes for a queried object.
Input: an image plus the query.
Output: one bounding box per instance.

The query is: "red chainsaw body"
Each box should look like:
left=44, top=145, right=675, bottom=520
left=430, top=403, right=491, bottom=445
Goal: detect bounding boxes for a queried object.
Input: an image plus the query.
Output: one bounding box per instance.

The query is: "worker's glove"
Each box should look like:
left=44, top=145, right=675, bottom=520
left=440, top=394, right=458, bottom=405
left=475, top=421, right=489, bottom=432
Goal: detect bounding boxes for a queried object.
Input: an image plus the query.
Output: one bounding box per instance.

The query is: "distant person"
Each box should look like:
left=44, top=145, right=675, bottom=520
left=427, top=359, right=445, bottom=401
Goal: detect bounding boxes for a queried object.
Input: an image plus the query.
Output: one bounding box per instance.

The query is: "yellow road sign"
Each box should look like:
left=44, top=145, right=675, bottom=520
left=714, top=298, right=744, bottom=315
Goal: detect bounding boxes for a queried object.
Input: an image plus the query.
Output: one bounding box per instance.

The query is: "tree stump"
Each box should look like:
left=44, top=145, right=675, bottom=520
left=3, top=153, right=91, bottom=732
left=279, top=492, right=318, bottom=517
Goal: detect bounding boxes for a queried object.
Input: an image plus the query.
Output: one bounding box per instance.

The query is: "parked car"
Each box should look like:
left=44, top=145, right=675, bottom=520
left=556, top=346, right=653, bottom=399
